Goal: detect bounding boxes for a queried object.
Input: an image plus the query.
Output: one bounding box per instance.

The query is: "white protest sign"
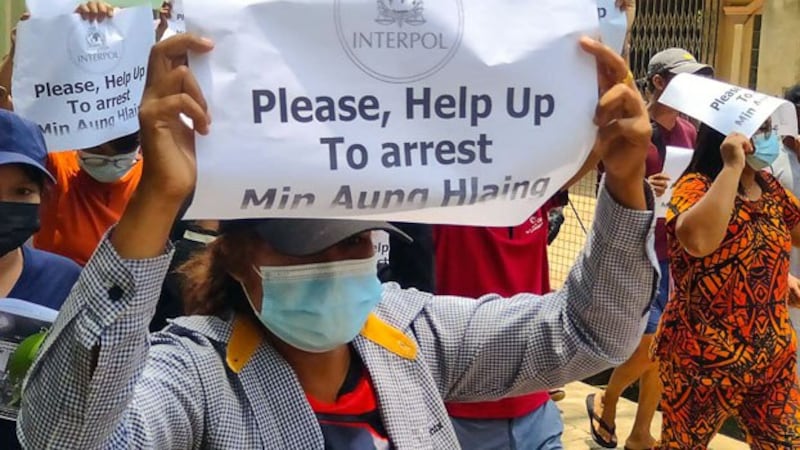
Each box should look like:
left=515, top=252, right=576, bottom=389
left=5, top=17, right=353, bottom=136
left=597, top=0, right=627, bottom=55
left=656, top=146, right=693, bottom=218
left=184, top=0, right=600, bottom=226
left=659, top=73, right=799, bottom=139
left=160, top=0, right=185, bottom=40
left=26, top=0, right=76, bottom=18
left=372, top=231, right=391, bottom=267
left=12, top=6, right=154, bottom=151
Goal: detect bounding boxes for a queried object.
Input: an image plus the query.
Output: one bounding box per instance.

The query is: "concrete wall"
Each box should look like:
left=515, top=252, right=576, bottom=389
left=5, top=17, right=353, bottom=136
left=715, top=15, right=756, bottom=86
left=756, top=0, right=800, bottom=96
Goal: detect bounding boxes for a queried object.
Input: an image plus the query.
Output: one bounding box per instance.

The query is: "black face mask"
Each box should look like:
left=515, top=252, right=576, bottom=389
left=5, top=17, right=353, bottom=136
left=0, top=202, right=40, bottom=257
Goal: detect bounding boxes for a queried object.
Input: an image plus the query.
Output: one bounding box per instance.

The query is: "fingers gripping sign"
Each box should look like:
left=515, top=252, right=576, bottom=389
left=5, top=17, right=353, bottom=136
left=579, top=37, right=649, bottom=191
left=138, top=34, right=214, bottom=202
left=75, top=2, right=115, bottom=22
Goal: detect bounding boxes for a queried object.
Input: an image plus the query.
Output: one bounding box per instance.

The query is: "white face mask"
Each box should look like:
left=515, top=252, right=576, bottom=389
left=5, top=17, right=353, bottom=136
left=77, top=149, right=139, bottom=183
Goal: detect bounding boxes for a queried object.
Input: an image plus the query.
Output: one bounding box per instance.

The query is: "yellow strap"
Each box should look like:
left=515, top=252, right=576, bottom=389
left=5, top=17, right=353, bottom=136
left=226, top=315, right=263, bottom=373
left=359, top=313, right=417, bottom=360
left=225, top=312, right=417, bottom=372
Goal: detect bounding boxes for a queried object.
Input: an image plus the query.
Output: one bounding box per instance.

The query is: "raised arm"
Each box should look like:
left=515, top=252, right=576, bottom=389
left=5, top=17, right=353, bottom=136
left=406, top=37, right=658, bottom=401
left=405, top=179, right=656, bottom=401
left=674, top=133, right=750, bottom=257
left=17, top=33, right=214, bottom=448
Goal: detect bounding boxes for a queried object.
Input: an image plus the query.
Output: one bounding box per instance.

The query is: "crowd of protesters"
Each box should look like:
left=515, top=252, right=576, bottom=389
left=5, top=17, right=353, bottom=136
left=1, top=1, right=799, bottom=449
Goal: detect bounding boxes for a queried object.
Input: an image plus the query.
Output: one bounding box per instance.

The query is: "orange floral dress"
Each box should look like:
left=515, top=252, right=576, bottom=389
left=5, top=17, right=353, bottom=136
left=654, top=170, right=800, bottom=448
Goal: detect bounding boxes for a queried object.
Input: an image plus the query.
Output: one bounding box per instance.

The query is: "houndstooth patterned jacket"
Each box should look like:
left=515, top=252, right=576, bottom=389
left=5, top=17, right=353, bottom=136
left=18, top=184, right=658, bottom=449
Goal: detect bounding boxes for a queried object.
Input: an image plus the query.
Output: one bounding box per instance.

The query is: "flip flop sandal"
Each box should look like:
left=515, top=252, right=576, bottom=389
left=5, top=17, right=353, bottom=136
left=586, top=393, right=618, bottom=449
left=549, top=388, right=566, bottom=402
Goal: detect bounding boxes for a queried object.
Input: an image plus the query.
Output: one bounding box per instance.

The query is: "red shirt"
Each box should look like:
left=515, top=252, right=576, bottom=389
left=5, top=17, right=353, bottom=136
left=34, top=151, right=142, bottom=266
left=307, top=355, right=392, bottom=449
left=434, top=206, right=551, bottom=419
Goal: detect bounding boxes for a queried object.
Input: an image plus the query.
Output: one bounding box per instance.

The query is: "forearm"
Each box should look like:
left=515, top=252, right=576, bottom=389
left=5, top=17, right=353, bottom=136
left=676, top=167, right=740, bottom=256
left=112, top=183, right=184, bottom=259
left=605, top=166, right=647, bottom=210
left=547, top=180, right=656, bottom=370
left=791, top=224, right=800, bottom=247
left=0, top=51, right=13, bottom=95
left=18, top=237, right=174, bottom=448
left=432, top=182, right=657, bottom=401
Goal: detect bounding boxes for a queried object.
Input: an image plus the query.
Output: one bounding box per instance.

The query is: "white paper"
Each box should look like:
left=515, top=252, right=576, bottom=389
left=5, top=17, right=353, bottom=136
left=655, top=146, right=694, bottom=218
left=372, top=231, right=390, bottom=267
left=26, top=0, right=77, bottom=18
left=184, top=0, right=600, bottom=227
left=0, top=298, right=55, bottom=421
left=166, top=0, right=185, bottom=36
left=0, top=299, right=58, bottom=323
left=12, top=6, right=154, bottom=151
left=659, top=73, right=799, bottom=139
left=597, top=0, right=627, bottom=55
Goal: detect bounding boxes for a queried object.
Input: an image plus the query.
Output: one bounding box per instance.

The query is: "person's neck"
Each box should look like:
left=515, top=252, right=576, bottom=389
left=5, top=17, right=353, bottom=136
left=739, top=166, right=759, bottom=194
left=0, top=248, right=24, bottom=297
left=648, top=102, right=679, bottom=130
left=272, top=338, right=352, bottom=403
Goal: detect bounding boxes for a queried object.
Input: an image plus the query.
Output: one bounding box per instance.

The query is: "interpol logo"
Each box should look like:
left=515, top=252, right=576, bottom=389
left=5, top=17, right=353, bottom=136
left=335, top=0, right=464, bottom=83
left=67, top=23, right=124, bottom=74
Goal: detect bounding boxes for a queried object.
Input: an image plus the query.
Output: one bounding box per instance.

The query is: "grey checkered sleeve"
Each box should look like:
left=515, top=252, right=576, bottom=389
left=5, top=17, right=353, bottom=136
left=16, top=236, right=203, bottom=449
left=408, top=182, right=658, bottom=402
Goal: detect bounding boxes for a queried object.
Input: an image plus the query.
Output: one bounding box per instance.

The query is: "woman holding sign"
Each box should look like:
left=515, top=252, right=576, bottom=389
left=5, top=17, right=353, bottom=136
left=18, top=34, right=658, bottom=449
left=654, top=120, right=800, bottom=447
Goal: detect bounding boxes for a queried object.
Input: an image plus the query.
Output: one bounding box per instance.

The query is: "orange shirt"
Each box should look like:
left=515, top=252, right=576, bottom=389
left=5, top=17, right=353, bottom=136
left=34, top=151, right=142, bottom=266
left=655, top=171, right=800, bottom=374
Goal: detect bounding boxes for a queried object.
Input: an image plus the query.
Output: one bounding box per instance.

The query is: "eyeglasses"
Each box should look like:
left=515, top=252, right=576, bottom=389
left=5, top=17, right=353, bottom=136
left=79, top=154, right=138, bottom=169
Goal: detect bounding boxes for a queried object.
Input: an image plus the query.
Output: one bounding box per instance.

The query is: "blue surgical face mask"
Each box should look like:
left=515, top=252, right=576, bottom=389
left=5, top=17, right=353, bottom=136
left=249, top=255, right=382, bottom=353
left=747, top=130, right=780, bottom=170
left=77, top=149, right=139, bottom=183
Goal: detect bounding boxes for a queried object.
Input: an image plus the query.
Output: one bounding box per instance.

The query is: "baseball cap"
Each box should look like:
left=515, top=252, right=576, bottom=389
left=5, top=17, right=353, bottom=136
left=0, top=110, right=55, bottom=183
left=647, top=48, right=713, bottom=79
left=224, top=218, right=412, bottom=257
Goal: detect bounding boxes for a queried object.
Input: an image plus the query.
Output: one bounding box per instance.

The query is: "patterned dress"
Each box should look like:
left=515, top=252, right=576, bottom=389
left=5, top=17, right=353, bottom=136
left=655, top=171, right=800, bottom=448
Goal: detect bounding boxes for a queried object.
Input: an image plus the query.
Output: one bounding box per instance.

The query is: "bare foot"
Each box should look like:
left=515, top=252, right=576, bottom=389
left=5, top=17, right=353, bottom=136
left=624, top=436, right=658, bottom=450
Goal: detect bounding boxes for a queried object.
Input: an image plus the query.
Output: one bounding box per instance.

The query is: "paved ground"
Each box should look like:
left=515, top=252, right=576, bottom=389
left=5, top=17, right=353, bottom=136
left=559, top=382, right=748, bottom=449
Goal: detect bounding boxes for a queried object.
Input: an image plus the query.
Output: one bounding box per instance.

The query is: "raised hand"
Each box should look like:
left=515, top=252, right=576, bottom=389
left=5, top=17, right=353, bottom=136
left=0, top=86, right=11, bottom=111
left=720, top=132, right=752, bottom=172
left=75, top=1, right=115, bottom=22
left=111, top=34, right=213, bottom=259
left=137, top=34, right=213, bottom=202
left=647, top=173, right=671, bottom=198
left=615, top=0, right=635, bottom=11
left=580, top=37, right=650, bottom=210
left=788, top=274, right=800, bottom=308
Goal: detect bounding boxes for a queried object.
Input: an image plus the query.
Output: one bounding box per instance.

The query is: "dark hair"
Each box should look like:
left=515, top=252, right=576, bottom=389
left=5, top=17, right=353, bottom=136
left=786, top=84, right=800, bottom=105
left=106, top=131, right=140, bottom=154
left=19, top=164, right=47, bottom=192
left=177, top=224, right=258, bottom=317
left=683, top=123, right=726, bottom=180
left=646, top=71, right=674, bottom=94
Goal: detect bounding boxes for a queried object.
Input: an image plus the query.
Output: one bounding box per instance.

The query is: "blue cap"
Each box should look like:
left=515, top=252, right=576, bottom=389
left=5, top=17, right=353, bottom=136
left=0, top=110, right=55, bottom=183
